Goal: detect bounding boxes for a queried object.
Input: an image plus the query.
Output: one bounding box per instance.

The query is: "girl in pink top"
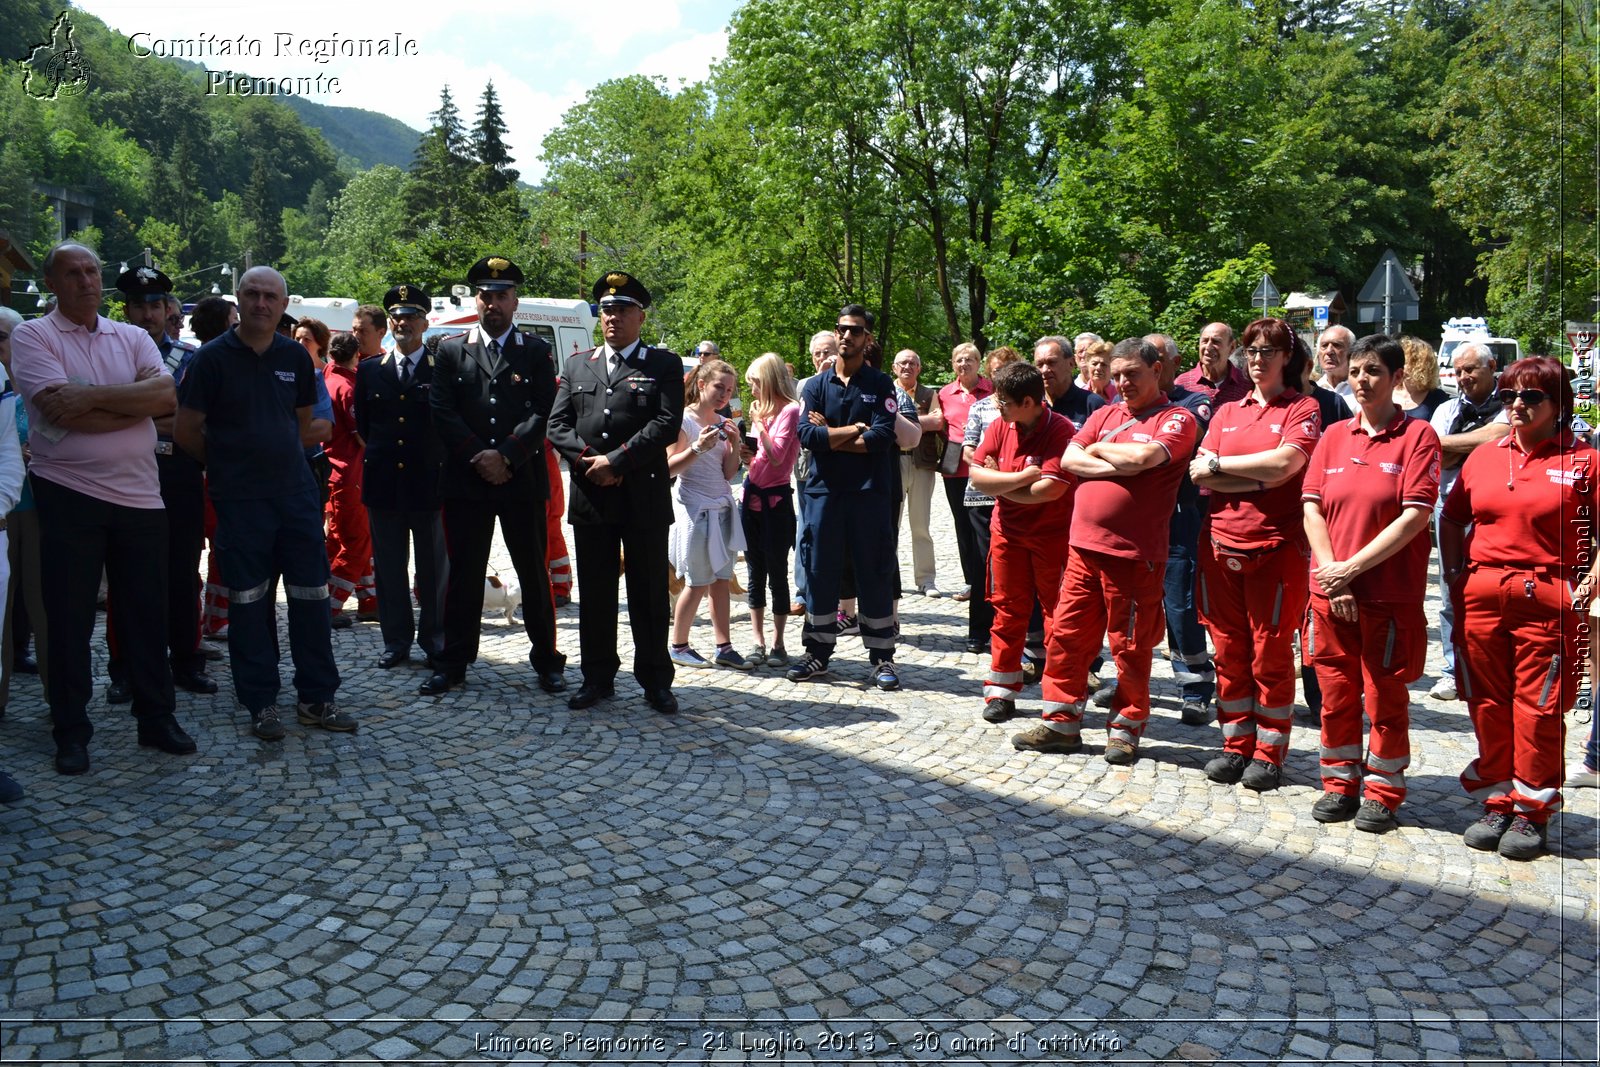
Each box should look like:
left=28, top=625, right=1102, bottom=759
left=739, top=353, right=802, bottom=666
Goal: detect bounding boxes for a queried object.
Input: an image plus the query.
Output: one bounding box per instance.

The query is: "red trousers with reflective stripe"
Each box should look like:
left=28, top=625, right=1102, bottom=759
left=202, top=489, right=228, bottom=636
left=1455, top=566, right=1578, bottom=823
left=325, top=475, right=376, bottom=612
left=1307, top=596, right=1425, bottom=809
left=985, top=533, right=1069, bottom=700
left=1197, top=537, right=1308, bottom=766
left=1041, top=547, right=1166, bottom=743
left=545, top=448, right=572, bottom=596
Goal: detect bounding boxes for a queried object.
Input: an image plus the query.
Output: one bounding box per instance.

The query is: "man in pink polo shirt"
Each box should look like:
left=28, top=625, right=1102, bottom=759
left=9, top=243, right=194, bottom=776
left=1013, top=337, right=1200, bottom=765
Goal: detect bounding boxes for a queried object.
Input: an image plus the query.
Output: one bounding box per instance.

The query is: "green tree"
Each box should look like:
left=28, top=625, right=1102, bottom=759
left=405, top=86, right=474, bottom=235
left=324, top=165, right=410, bottom=298
left=244, top=156, right=285, bottom=264
left=472, top=81, right=519, bottom=194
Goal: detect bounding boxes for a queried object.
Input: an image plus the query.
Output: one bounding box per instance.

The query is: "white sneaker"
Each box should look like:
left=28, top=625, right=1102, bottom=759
left=669, top=646, right=709, bottom=667
left=1427, top=677, right=1457, bottom=701
left=1565, top=763, right=1600, bottom=789
left=918, top=582, right=946, bottom=598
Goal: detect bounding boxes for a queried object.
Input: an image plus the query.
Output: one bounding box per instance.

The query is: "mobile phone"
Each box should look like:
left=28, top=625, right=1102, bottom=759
left=741, top=433, right=758, bottom=452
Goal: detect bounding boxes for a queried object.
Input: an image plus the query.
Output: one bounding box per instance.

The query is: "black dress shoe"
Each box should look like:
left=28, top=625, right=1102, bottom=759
left=55, top=742, right=89, bottom=775
left=645, top=688, right=679, bottom=715
left=137, top=715, right=198, bottom=755
left=105, top=680, right=132, bottom=705
left=377, top=650, right=411, bottom=669
left=173, top=669, right=219, bottom=695
left=554, top=593, right=571, bottom=608
left=419, top=671, right=462, bottom=696
left=537, top=670, right=567, bottom=693
left=15, top=653, right=38, bottom=675
left=330, top=612, right=353, bottom=630
left=568, top=683, right=614, bottom=710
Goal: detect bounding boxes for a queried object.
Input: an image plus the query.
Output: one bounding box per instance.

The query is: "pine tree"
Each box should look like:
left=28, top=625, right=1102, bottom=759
left=245, top=156, right=285, bottom=264
left=472, top=81, right=519, bottom=193
left=404, top=86, right=474, bottom=234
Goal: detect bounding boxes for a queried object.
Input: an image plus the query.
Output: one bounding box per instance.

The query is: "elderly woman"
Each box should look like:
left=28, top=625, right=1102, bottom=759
left=938, top=342, right=993, bottom=615
left=959, top=346, right=1022, bottom=654
left=1189, top=319, right=1321, bottom=792
left=668, top=359, right=751, bottom=670
left=1393, top=335, right=1450, bottom=424
left=1442, top=357, right=1597, bottom=860
left=1301, top=334, right=1440, bottom=833
left=1079, top=339, right=1119, bottom=401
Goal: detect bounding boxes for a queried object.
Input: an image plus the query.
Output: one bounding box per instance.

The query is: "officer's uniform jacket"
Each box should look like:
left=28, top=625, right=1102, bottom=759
left=429, top=327, right=557, bottom=502
left=355, top=346, right=444, bottom=511
left=547, top=342, right=683, bottom=527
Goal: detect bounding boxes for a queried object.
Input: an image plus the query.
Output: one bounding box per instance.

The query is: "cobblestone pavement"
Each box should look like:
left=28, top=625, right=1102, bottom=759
left=1, top=479, right=1596, bottom=1065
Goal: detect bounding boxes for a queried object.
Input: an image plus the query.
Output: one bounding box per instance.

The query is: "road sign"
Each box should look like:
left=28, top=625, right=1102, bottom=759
left=1313, top=304, right=1329, bottom=329
left=1566, top=321, right=1597, bottom=356
left=1251, top=274, right=1280, bottom=311
left=1356, top=250, right=1419, bottom=331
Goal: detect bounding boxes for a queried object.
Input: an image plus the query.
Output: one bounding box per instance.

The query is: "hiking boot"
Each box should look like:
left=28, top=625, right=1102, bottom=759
left=982, top=697, right=1018, bottom=723
left=1463, top=810, right=1514, bottom=851
left=1354, top=799, right=1396, bottom=834
left=1103, top=738, right=1139, bottom=766
left=297, top=700, right=358, bottom=733
left=252, top=705, right=287, bottom=742
left=1180, top=700, right=1214, bottom=725
left=1204, top=751, right=1248, bottom=784
left=1241, top=760, right=1282, bottom=792
left=713, top=647, right=753, bottom=670
left=1011, top=724, right=1082, bottom=754
left=1312, top=791, right=1360, bottom=823
left=669, top=646, right=709, bottom=667
left=785, top=655, right=831, bottom=682
left=1497, top=815, right=1547, bottom=860
left=873, top=661, right=900, bottom=691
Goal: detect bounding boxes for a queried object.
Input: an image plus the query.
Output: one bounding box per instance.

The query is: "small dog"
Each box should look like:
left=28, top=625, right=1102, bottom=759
left=482, top=573, right=522, bottom=622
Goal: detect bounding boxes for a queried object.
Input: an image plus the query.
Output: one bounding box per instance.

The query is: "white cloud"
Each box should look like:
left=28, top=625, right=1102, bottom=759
left=632, top=29, right=729, bottom=87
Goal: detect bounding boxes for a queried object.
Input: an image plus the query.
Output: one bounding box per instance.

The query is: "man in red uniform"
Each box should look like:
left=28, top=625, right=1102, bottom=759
left=544, top=446, right=572, bottom=606
left=323, top=332, right=376, bottom=625
left=1013, top=337, right=1200, bottom=764
left=968, top=362, right=1076, bottom=723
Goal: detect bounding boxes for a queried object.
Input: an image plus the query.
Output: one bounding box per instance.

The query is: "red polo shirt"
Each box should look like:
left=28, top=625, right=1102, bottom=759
left=1069, top=399, right=1199, bottom=561
left=323, top=362, right=363, bottom=481
left=1442, top=429, right=1597, bottom=575
left=1203, top=388, right=1321, bottom=550
left=937, top=377, right=992, bottom=478
left=972, top=408, right=1076, bottom=541
left=1302, top=410, right=1440, bottom=602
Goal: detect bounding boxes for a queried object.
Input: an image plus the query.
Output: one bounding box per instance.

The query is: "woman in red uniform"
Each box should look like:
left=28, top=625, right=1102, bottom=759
left=1301, top=334, right=1440, bottom=832
left=1441, top=357, right=1597, bottom=860
left=1190, top=318, right=1321, bottom=791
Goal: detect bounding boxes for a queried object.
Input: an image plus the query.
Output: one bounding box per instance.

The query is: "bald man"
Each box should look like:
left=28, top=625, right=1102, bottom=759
left=175, top=266, right=358, bottom=741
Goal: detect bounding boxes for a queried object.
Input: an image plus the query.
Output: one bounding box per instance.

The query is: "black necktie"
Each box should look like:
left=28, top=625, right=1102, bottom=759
left=397, top=357, right=411, bottom=388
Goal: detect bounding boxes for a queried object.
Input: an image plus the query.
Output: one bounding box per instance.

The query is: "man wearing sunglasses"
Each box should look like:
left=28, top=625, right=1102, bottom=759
left=788, top=305, right=901, bottom=690
left=1426, top=342, right=1508, bottom=701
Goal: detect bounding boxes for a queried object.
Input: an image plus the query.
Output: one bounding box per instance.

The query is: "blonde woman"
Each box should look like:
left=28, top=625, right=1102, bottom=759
left=1393, top=336, right=1450, bottom=423
left=668, top=359, right=751, bottom=669
left=739, top=353, right=802, bottom=666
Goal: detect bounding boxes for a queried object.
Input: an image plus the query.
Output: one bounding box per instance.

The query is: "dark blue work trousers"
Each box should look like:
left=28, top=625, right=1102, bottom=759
left=798, top=488, right=897, bottom=665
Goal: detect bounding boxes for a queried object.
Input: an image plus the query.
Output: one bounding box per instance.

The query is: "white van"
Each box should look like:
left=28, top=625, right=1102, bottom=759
left=287, top=295, right=360, bottom=333
left=1439, top=317, right=1521, bottom=392
left=425, top=293, right=596, bottom=358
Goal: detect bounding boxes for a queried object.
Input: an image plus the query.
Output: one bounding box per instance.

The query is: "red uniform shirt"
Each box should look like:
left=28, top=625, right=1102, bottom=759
left=1442, top=429, right=1597, bottom=576
left=1203, top=388, right=1321, bottom=550
left=1302, top=411, right=1440, bottom=603
left=323, top=362, right=362, bottom=479
left=1069, top=399, right=1199, bottom=561
left=972, top=407, right=1077, bottom=541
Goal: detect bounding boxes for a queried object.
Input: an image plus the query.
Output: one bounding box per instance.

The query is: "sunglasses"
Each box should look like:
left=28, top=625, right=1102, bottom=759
left=1498, top=389, right=1549, bottom=407
left=835, top=324, right=865, bottom=336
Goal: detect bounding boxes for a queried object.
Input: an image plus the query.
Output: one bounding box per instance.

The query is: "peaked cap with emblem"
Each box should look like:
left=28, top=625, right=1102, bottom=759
left=383, top=282, right=431, bottom=316
left=591, top=269, right=651, bottom=310
left=466, top=255, right=524, bottom=292
left=117, top=265, right=173, bottom=304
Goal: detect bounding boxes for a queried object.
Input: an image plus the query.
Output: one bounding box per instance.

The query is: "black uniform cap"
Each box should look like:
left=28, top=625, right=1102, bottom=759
left=592, top=270, right=651, bottom=310
left=384, top=283, right=431, bottom=316
left=467, top=256, right=524, bottom=292
left=117, top=265, right=173, bottom=304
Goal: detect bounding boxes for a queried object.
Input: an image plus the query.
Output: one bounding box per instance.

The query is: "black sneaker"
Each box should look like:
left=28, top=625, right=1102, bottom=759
left=982, top=698, right=1017, bottom=723
left=252, top=705, right=286, bottom=742
left=297, top=700, right=359, bottom=733
left=836, top=612, right=860, bottom=636
left=1240, top=760, right=1282, bottom=792
left=1204, top=751, right=1248, bottom=784
left=785, top=655, right=831, bottom=682
left=1497, top=815, right=1547, bottom=861
left=873, top=661, right=900, bottom=691
left=1180, top=700, right=1214, bottom=725
left=1312, top=791, right=1360, bottom=823
left=1354, top=799, right=1396, bottom=834
left=1463, top=810, right=1514, bottom=851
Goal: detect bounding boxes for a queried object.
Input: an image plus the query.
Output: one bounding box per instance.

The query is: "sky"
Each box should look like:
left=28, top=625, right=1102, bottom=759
left=72, top=0, right=741, bottom=180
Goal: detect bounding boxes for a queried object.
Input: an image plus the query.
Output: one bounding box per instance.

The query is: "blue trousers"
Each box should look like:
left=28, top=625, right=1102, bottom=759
left=1164, top=507, right=1215, bottom=705
left=214, top=487, right=340, bottom=713
left=798, top=488, right=896, bottom=664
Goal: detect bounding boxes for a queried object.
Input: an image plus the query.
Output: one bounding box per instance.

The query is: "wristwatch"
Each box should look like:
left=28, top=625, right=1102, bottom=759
left=1207, top=455, right=1222, bottom=475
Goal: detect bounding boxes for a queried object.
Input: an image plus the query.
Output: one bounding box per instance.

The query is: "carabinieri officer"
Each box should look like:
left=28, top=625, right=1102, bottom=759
left=421, top=256, right=566, bottom=697
left=547, top=270, right=683, bottom=715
